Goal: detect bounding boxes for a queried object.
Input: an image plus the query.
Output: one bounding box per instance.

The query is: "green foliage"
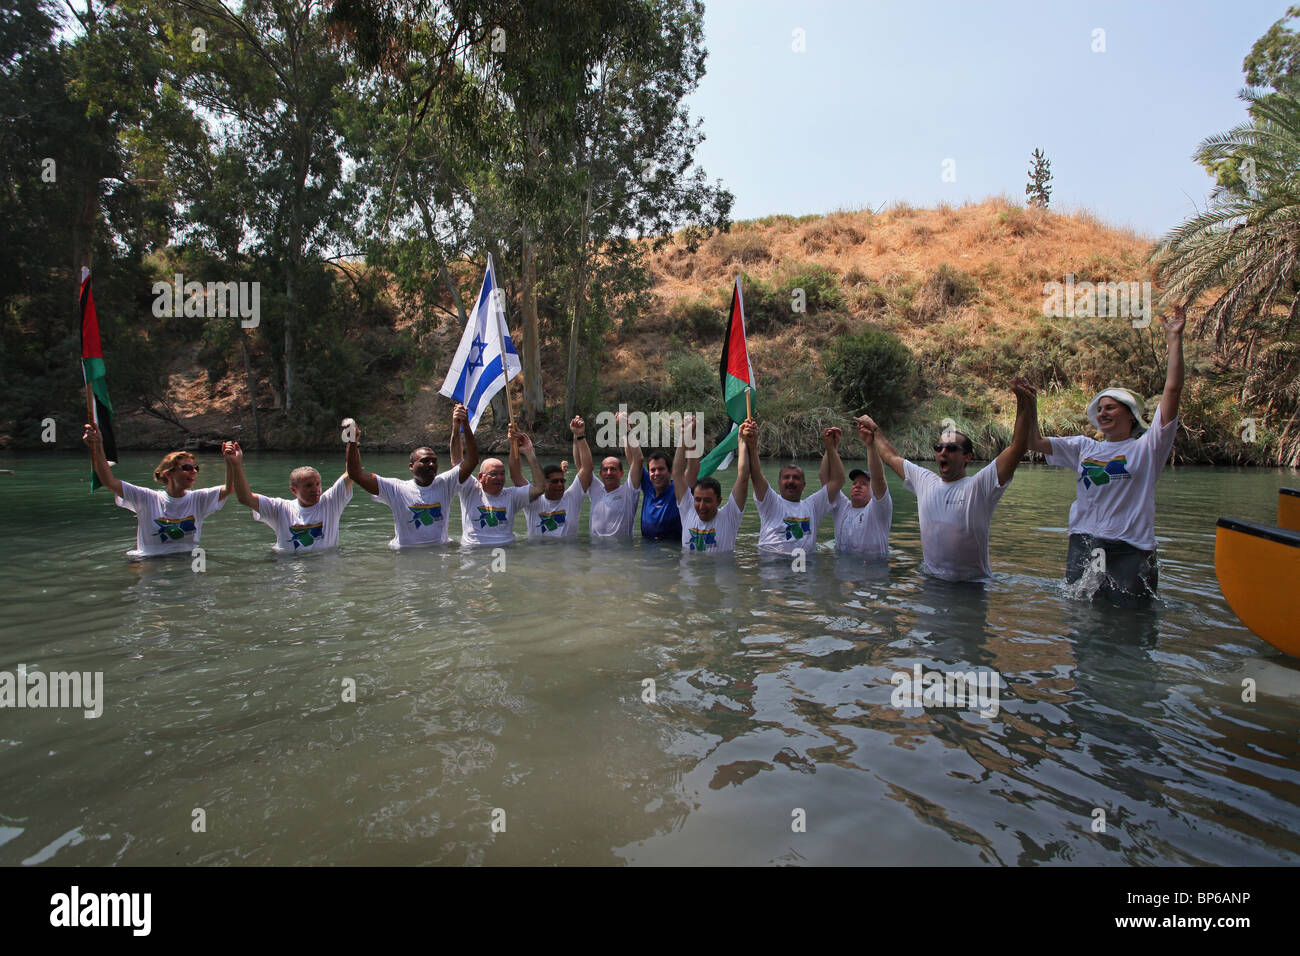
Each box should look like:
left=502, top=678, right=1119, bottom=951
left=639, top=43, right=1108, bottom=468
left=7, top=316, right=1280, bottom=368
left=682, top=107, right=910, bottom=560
left=662, top=351, right=716, bottom=411
left=672, top=297, right=725, bottom=340
left=777, top=263, right=845, bottom=314
left=914, top=264, right=979, bottom=321
left=824, top=327, right=917, bottom=425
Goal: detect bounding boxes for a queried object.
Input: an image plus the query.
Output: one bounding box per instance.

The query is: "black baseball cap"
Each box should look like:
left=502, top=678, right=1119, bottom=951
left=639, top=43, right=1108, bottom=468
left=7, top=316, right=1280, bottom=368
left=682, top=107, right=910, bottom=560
left=848, top=468, right=869, bottom=481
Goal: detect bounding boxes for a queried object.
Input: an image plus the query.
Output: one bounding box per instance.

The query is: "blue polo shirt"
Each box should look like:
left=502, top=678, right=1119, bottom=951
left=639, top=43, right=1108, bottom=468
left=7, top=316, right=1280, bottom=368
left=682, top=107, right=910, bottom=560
left=639, top=466, right=681, bottom=541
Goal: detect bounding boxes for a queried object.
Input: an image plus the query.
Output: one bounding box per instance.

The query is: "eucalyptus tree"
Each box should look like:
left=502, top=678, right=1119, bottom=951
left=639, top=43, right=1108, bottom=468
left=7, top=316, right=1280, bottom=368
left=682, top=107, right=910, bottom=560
left=169, top=0, right=362, bottom=414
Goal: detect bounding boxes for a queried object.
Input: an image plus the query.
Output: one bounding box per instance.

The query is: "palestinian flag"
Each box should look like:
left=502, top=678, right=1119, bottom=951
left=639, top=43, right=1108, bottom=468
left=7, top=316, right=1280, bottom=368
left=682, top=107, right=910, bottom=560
left=698, top=277, right=755, bottom=479
left=80, top=267, right=117, bottom=490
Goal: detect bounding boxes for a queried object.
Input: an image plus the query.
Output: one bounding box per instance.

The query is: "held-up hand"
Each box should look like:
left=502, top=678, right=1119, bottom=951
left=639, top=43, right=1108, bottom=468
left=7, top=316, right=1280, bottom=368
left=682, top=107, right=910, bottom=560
left=82, top=423, right=101, bottom=449
left=739, top=417, right=758, bottom=445
left=681, top=413, right=697, bottom=444
left=513, top=427, right=534, bottom=456
left=570, top=415, right=585, bottom=438
left=222, top=440, right=243, bottom=464
left=822, top=426, right=842, bottom=448
left=855, top=417, right=876, bottom=446
left=452, top=403, right=469, bottom=428
left=1164, top=304, right=1186, bottom=339
left=1011, top=375, right=1037, bottom=404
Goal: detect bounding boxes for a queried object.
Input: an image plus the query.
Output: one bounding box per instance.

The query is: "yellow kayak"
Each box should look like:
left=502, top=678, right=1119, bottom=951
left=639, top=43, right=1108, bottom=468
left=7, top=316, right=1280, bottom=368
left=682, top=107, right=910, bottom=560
left=1215, top=517, right=1300, bottom=656
left=1280, top=488, right=1300, bottom=532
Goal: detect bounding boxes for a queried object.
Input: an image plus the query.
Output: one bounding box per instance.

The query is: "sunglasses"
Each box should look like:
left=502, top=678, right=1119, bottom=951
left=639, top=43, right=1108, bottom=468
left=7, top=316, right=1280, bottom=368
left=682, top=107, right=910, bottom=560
left=933, top=443, right=966, bottom=454
left=177, top=463, right=200, bottom=473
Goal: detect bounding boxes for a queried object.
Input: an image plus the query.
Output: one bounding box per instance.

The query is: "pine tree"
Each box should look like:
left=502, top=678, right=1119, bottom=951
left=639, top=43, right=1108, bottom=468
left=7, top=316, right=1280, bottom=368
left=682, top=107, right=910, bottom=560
left=1026, top=148, right=1052, bottom=207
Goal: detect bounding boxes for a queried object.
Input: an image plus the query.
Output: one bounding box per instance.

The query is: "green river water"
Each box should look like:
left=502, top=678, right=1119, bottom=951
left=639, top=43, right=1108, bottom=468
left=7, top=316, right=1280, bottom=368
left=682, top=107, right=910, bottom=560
left=0, top=450, right=1296, bottom=865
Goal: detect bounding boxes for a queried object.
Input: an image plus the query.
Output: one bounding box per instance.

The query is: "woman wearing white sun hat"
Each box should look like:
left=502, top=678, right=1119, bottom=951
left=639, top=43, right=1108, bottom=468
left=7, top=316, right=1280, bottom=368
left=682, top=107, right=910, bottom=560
left=1028, top=305, right=1186, bottom=605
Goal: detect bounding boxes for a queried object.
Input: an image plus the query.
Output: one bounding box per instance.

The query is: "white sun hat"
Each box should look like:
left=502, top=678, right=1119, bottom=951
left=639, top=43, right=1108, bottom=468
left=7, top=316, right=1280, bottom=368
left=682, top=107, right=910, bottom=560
left=1086, top=387, right=1148, bottom=433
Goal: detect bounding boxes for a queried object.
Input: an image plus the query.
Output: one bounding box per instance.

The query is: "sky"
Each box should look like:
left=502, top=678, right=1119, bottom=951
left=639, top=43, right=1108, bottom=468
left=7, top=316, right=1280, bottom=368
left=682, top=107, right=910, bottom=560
left=685, top=0, right=1292, bottom=238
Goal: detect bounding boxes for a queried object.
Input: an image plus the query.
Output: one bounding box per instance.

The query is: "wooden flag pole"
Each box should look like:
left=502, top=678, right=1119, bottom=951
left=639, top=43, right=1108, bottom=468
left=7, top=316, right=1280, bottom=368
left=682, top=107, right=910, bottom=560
left=745, top=387, right=752, bottom=420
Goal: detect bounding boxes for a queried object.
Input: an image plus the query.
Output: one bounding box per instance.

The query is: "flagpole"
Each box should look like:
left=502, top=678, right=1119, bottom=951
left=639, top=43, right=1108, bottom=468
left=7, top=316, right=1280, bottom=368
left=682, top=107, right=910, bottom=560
left=745, top=387, right=752, bottom=420
left=80, top=269, right=95, bottom=425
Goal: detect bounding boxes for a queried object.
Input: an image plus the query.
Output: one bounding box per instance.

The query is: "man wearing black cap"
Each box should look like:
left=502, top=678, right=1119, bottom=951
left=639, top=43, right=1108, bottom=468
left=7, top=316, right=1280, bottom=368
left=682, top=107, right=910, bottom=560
left=826, top=418, right=892, bottom=560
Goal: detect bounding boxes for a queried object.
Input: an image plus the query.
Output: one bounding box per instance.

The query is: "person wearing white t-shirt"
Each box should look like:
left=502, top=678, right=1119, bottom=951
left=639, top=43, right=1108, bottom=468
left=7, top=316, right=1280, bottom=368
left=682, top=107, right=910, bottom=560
left=826, top=418, right=893, bottom=560
left=222, top=441, right=353, bottom=554
left=83, top=424, right=231, bottom=559
left=862, top=377, right=1037, bottom=584
left=458, top=424, right=543, bottom=546
left=586, top=409, right=643, bottom=539
left=507, top=416, right=591, bottom=540
left=671, top=415, right=753, bottom=554
left=749, top=424, right=846, bottom=556
left=1027, top=307, right=1186, bottom=605
left=345, top=403, right=478, bottom=549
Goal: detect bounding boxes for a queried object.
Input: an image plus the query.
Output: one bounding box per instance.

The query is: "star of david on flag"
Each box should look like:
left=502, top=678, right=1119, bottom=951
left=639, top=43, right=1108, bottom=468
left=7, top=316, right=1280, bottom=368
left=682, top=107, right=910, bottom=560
left=439, top=253, right=521, bottom=431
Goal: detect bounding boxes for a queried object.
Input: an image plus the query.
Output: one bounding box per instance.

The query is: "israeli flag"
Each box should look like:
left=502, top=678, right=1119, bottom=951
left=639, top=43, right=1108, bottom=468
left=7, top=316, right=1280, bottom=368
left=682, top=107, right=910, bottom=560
left=439, top=254, right=520, bottom=431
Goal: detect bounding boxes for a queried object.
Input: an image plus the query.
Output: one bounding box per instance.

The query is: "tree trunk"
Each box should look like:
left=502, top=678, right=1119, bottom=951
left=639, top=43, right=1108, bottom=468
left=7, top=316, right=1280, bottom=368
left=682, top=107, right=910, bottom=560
left=240, top=332, right=263, bottom=448
left=521, top=221, right=542, bottom=427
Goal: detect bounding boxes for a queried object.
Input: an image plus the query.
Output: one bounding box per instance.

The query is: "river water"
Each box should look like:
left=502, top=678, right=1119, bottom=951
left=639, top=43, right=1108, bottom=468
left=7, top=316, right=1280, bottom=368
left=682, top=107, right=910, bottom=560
left=0, top=451, right=1297, bottom=866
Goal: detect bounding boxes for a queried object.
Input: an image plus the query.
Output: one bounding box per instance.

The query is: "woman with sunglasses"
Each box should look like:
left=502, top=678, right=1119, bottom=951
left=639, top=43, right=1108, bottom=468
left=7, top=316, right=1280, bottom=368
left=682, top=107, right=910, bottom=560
left=82, top=423, right=232, bottom=559
left=1027, top=306, right=1185, bottom=605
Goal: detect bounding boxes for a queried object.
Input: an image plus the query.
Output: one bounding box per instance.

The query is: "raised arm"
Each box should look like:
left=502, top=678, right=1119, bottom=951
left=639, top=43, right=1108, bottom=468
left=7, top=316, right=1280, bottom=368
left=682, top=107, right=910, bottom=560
left=733, top=418, right=756, bottom=510
left=857, top=420, right=888, bottom=499
left=821, top=426, right=846, bottom=498
left=454, top=403, right=478, bottom=482
left=672, top=434, right=689, bottom=504
left=344, top=421, right=380, bottom=496
left=683, top=414, right=702, bottom=493
left=571, top=415, right=593, bottom=492
left=748, top=420, right=770, bottom=501
left=221, top=451, right=234, bottom=501
left=856, top=414, right=906, bottom=480
left=508, top=429, right=526, bottom=487
left=81, top=423, right=123, bottom=497
left=222, top=441, right=259, bottom=510
left=996, top=376, right=1037, bottom=485
left=1159, top=305, right=1185, bottom=425
left=450, top=413, right=462, bottom=468
left=622, top=410, right=643, bottom=490
left=510, top=425, right=545, bottom=501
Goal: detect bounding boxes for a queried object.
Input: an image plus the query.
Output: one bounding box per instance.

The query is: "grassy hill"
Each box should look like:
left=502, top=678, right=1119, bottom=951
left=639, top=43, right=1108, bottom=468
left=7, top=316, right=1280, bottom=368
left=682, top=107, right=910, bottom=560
left=109, top=198, right=1267, bottom=465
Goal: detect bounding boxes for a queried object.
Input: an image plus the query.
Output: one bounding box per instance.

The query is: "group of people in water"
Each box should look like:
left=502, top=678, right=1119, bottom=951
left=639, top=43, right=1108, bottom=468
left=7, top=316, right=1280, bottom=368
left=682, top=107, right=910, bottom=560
left=81, top=307, right=1186, bottom=606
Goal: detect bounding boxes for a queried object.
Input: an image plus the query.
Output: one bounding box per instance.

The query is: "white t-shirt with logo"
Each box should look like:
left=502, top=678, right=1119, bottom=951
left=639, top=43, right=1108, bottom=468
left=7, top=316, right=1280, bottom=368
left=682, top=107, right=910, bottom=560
left=678, top=492, right=745, bottom=553
left=253, top=474, right=353, bottom=554
left=903, top=460, right=1009, bottom=584
left=589, top=478, right=639, bottom=539
left=524, top=476, right=586, bottom=540
left=829, top=488, right=893, bottom=560
left=1044, top=405, right=1177, bottom=550
left=755, top=486, right=834, bottom=553
left=114, top=481, right=227, bottom=558
left=458, top=478, right=532, bottom=546
left=372, top=468, right=462, bottom=549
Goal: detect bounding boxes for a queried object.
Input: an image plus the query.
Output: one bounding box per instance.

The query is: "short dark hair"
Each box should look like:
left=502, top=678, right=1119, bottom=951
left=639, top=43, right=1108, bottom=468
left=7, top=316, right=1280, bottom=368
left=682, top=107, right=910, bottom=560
left=543, top=464, right=564, bottom=479
left=694, top=477, right=722, bottom=501
left=779, top=464, right=804, bottom=479
left=647, top=452, right=671, bottom=470
left=410, top=447, right=436, bottom=465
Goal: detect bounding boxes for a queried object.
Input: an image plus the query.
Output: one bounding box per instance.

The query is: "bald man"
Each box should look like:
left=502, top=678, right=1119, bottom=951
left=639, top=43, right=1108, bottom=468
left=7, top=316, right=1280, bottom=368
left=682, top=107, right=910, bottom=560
left=457, top=424, right=542, bottom=546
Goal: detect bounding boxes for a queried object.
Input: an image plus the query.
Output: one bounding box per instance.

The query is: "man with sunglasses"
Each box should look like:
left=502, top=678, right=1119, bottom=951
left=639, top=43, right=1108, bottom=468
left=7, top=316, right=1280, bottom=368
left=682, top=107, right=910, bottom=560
left=858, top=376, right=1037, bottom=583
left=346, top=403, right=478, bottom=549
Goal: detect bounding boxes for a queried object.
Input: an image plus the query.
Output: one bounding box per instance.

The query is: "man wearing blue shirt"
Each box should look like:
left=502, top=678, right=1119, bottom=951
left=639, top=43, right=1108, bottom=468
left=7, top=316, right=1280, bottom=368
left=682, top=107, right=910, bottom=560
left=639, top=451, right=681, bottom=541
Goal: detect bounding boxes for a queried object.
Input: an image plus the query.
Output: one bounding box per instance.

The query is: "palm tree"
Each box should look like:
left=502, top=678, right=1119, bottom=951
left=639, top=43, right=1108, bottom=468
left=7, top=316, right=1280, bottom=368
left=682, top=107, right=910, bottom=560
left=1153, top=82, right=1300, bottom=467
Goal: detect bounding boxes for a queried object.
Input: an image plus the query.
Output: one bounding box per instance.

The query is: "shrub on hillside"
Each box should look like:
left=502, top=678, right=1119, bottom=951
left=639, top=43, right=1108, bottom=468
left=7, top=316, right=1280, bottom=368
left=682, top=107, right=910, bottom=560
left=672, top=297, right=725, bottom=340
left=777, top=263, right=845, bottom=314
left=663, top=351, right=717, bottom=411
left=824, top=327, right=917, bottom=425
left=914, top=264, right=979, bottom=321
left=737, top=272, right=785, bottom=334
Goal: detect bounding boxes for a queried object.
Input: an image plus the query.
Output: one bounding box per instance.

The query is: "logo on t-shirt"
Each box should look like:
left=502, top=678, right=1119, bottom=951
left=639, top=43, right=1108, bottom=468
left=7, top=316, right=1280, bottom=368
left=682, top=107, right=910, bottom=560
left=477, top=505, right=506, bottom=528
left=407, top=503, right=443, bottom=528
left=537, top=509, right=566, bottom=533
left=782, top=516, right=811, bottom=540
left=1080, top=455, right=1131, bottom=489
left=289, top=522, right=324, bottom=549
left=152, top=515, right=197, bottom=542
left=688, top=526, right=716, bottom=551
